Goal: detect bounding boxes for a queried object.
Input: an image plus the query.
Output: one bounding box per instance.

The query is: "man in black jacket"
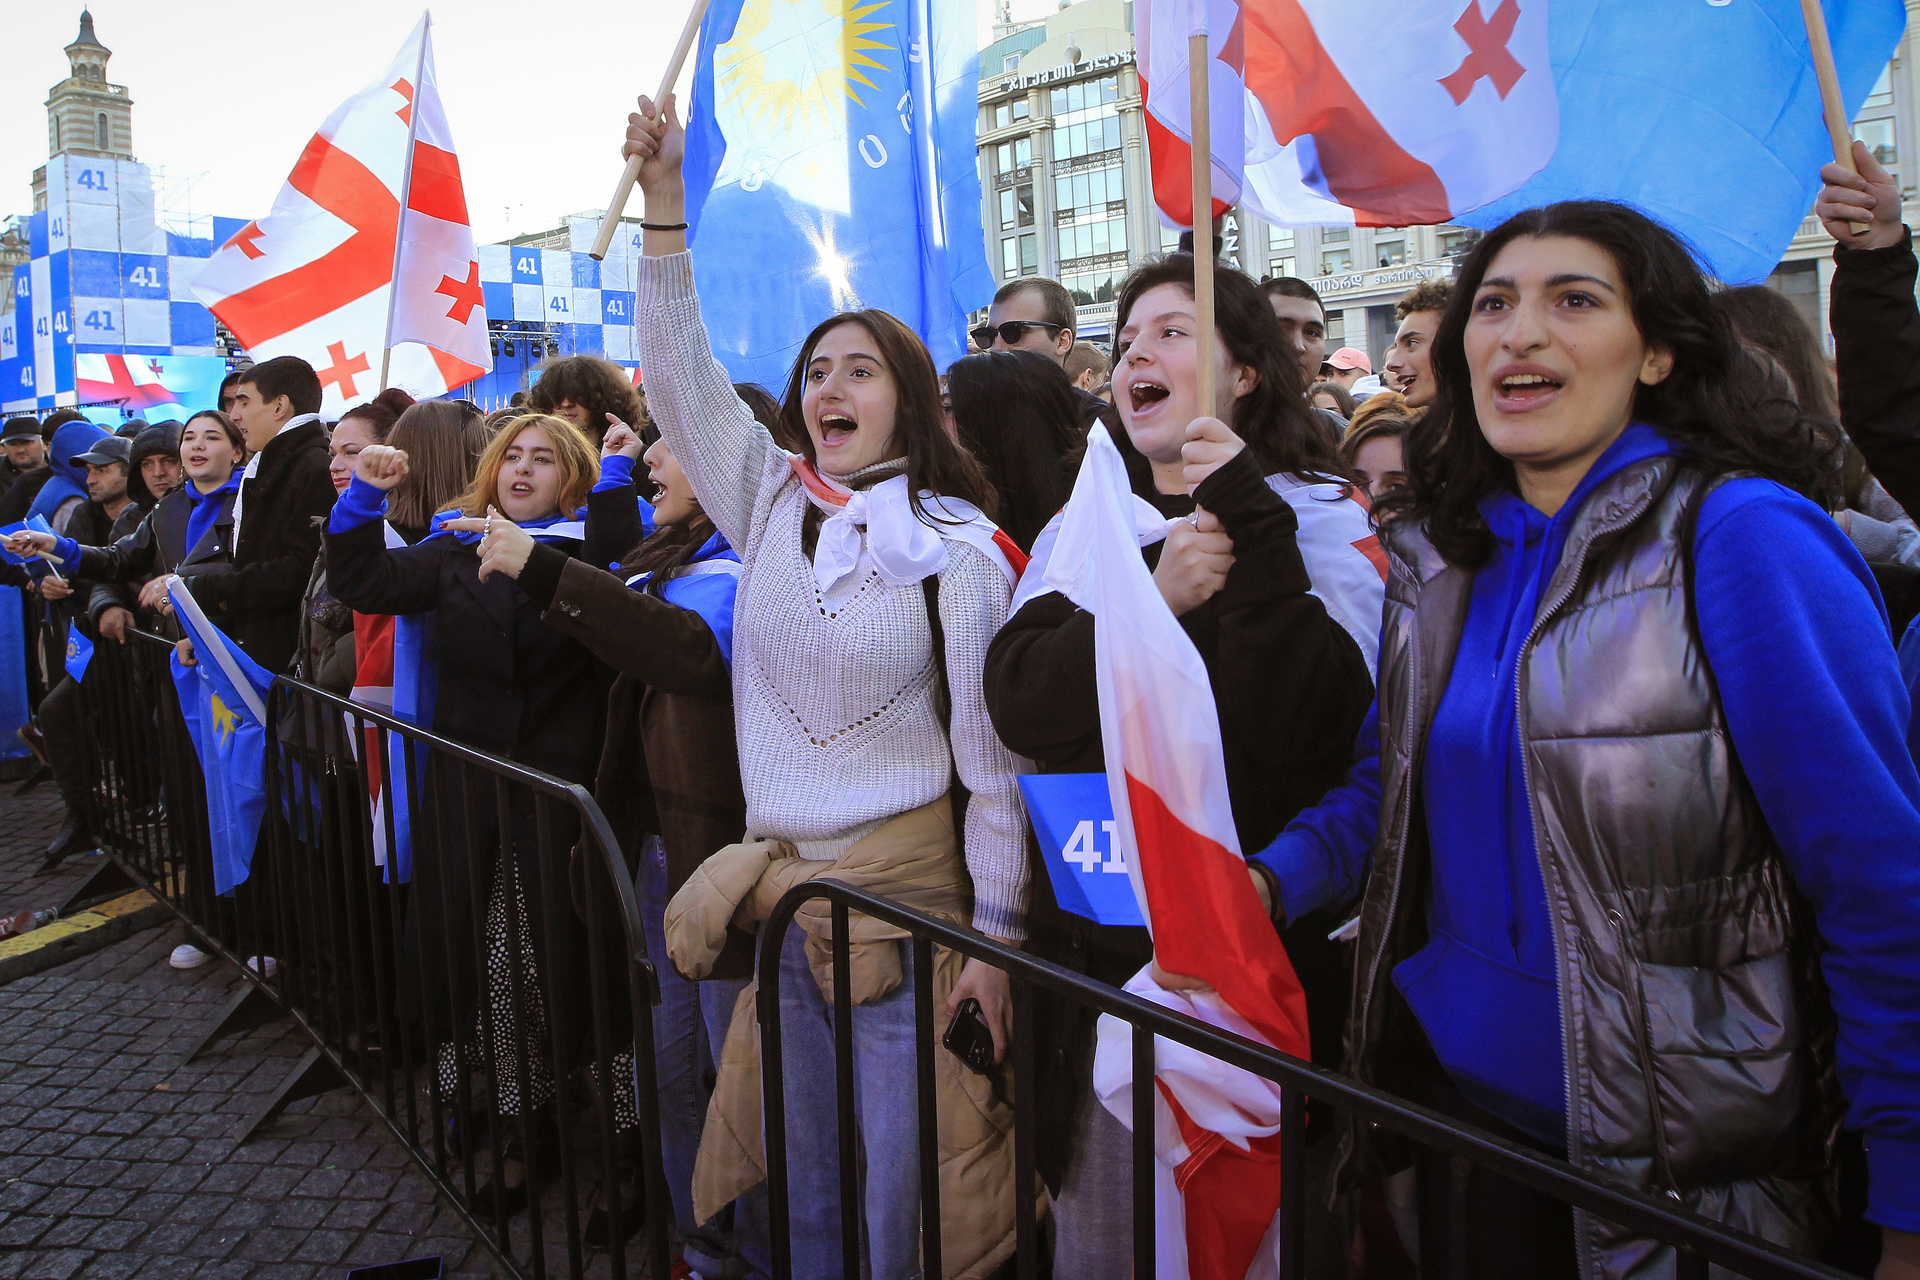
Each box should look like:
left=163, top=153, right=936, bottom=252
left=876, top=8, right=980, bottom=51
left=1819, top=140, right=1920, bottom=523
left=178, top=356, right=334, bottom=674
left=89, top=422, right=181, bottom=644
left=0, top=416, right=46, bottom=500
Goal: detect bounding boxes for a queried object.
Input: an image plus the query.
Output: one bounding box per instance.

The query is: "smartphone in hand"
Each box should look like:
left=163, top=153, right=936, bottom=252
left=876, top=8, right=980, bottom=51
left=942, top=997, right=996, bottom=1075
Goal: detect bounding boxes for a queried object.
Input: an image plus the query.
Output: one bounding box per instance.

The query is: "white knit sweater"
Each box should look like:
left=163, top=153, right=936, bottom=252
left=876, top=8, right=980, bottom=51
left=635, top=252, right=1030, bottom=940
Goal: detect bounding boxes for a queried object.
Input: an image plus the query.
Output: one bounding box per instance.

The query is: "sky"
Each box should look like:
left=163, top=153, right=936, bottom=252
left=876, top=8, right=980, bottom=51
left=2, top=0, right=1044, bottom=247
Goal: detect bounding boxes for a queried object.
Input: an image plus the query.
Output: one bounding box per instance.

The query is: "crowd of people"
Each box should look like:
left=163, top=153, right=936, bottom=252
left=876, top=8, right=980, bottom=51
left=4, top=94, right=1920, bottom=1278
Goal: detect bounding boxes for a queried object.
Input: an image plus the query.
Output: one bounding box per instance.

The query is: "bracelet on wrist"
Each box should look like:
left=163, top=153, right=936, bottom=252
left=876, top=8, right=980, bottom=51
left=640, top=221, right=688, bottom=232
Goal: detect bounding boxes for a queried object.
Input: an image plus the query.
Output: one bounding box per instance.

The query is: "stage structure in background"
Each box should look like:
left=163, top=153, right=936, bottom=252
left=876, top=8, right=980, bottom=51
left=0, top=156, right=241, bottom=416
left=190, top=12, right=491, bottom=415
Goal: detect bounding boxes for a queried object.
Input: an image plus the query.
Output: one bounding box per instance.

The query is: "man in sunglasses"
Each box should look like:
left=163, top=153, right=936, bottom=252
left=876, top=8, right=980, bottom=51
left=973, top=277, right=1117, bottom=429
left=976, top=278, right=1078, bottom=365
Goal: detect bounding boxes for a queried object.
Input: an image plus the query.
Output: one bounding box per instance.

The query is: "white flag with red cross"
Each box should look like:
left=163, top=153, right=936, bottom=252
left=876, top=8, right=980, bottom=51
left=189, top=13, right=489, bottom=412
left=1139, top=0, right=1556, bottom=228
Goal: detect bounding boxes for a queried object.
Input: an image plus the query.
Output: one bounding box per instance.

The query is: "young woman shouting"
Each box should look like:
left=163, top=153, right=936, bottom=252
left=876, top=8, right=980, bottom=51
left=324, top=413, right=613, bottom=1220
left=625, top=95, right=1026, bottom=1279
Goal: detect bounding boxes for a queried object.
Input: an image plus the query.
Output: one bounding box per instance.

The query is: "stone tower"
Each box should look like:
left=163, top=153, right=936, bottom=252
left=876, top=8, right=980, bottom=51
left=32, top=11, right=135, bottom=209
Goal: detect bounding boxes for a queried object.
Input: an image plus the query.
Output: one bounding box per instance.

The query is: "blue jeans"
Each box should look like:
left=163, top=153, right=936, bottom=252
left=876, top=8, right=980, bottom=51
left=755, top=924, right=923, bottom=1280
left=638, top=838, right=759, bottom=1277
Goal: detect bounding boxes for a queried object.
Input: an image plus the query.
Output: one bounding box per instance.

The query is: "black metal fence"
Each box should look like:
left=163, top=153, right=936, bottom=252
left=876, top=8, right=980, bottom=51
left=66, top=629, right=673, bottom=1280
left=59, top=627, right=1860, bottom=1280
left=755, top=878, right=1854, bottom=1280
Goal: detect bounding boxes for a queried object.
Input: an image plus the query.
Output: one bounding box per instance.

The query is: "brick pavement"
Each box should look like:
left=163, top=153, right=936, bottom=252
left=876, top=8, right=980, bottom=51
left=0, top=789, right=507, bottom=1280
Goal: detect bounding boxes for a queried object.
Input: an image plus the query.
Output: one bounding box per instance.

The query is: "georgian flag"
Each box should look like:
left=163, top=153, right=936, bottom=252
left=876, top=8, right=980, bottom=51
left=188, top=13, right=489, bottom=412
left=1045, top=425, right=1314, bottom=1280
left=1139, top=0, right=1555, bottom=228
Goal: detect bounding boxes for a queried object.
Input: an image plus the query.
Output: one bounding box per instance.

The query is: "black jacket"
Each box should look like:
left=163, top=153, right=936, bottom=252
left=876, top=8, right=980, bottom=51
left=0, top=468, right=54, bottom=525
left=324, top=516, right=615, bottom=1042
left=982, top=444, right=1375, bottom=1186
left=323, top=518, right=612, bottom=783
left=0, top=459, right=42, bottom=502
left=1831, top=230, right=1920, bottom=521
left=180, top=420, right=334, bottom=674
left=76, top=482, right=235, bottom=634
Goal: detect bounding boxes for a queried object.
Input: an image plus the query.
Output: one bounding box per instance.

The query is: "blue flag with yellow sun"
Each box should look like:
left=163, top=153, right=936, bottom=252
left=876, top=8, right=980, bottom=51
left=166, top=576, right=274, bottom=895
left=681, top=0, right=994, bottom=385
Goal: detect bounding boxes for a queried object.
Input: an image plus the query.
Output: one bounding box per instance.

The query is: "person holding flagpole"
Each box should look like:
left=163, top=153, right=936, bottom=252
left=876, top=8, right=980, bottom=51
left=984, top=252, right=1377, bottom=1279
left=324, top=413, right=615, bottom=1221
left=624, top=95, right=1027, bottom=1279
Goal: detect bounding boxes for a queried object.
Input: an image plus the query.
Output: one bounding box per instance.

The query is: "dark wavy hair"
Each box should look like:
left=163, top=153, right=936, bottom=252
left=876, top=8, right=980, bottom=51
left=947, top=350, right=1084, bottom=550
left=1382, top=201, right=1842, bottom=567
left=528, top=355, right=647, bottom=446
left=1113, top=255, right=1348, bottom=481
left=778, top=310, right=996, bottom=521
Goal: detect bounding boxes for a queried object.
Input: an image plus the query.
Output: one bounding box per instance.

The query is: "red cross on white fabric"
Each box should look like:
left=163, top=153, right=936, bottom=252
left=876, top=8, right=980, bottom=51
left=435, top=262, right=484, bottom=325
left=227, top=222, right=266, bottom=261
left=317, top=341, right=372, bottom=400
left=391, top=79, right=415, bottom=126
left=1438, top=0, right=1526, bottom=106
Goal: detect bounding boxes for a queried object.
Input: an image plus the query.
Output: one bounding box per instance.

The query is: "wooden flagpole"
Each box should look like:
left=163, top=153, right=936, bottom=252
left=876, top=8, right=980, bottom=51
left=590, top=0, right=714, bottom=262
left=1189, top=25, right=1215, bottom=433
left=1799, top=0, right=1868, bottom=233
left=379, top=13, right=431, bottom=394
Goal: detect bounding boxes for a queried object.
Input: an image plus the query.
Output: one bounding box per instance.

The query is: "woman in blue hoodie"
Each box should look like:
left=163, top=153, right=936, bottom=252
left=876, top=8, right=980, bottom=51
left=1244, top=202, right=1920, bottom=1280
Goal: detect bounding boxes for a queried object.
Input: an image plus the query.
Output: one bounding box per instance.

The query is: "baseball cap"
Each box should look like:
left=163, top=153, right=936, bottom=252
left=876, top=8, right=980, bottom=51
left=1, top=417, right=40, bottom=443
left=70, top=436, right=133, bottom=468
left=1325, top=347, right=1373, bottom=373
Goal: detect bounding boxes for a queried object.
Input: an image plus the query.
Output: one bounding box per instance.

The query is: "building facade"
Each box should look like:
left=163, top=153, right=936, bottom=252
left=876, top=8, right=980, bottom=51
left=977, top=0, right=1920, bottom=359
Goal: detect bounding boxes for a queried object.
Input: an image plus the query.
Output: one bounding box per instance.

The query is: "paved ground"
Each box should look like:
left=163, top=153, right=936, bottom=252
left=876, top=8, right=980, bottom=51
left=0, top=786, right=505, bottom=1280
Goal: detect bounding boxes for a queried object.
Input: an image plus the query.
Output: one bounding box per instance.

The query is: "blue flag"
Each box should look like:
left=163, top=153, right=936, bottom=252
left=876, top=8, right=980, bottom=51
left=682, top=0, right=995, bottom=385
left=63, top=627, right=92, bottom=684
left=1459, top=0, right=1906, bottom=285
left=166, top=576, right=274, bottom=896
left=0, top=515, right=59, bottom=579
left=0, top=586, right=31, bottom=760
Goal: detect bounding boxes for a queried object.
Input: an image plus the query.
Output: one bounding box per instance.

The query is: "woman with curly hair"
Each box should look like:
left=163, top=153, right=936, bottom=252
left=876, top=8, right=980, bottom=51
left=528, top=355, right=648, bottom=448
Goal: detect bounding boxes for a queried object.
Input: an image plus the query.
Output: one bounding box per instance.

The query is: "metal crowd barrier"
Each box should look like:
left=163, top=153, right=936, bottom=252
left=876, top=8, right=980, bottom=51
left=756, top=879, right=1853, bottom=1280
left=66, top=628, right=673, bottom=1280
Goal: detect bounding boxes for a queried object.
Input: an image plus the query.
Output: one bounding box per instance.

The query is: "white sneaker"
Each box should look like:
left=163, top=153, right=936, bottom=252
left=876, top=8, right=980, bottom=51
left=169, top=943, right=213, bottom=970
left=244, top=954, right=280, bottom=980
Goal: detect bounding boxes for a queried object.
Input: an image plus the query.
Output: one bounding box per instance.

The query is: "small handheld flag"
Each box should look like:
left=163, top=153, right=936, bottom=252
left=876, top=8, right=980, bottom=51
left=166, top=576, right=274, bottom=895
left=63, top=628, right=93, bottom=684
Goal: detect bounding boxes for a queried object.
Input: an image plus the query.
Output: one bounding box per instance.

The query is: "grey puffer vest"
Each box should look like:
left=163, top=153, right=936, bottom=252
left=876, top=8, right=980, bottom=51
left=1341, top=457, right=1842, bottom=1280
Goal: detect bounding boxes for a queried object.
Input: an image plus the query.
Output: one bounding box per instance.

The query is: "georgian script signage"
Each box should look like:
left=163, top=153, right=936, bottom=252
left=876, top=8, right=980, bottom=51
left=1000, top=49, right=1135, bottom=93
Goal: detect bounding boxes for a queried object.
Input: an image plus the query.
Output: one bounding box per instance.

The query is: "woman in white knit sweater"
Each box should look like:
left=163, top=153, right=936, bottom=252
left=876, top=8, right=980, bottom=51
left=625, top=98, right=1028, bottom=1277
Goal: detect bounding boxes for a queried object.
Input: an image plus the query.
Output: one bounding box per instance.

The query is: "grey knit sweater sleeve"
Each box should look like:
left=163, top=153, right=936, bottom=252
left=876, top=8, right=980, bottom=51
left=633, top=251, right=784, bottom=550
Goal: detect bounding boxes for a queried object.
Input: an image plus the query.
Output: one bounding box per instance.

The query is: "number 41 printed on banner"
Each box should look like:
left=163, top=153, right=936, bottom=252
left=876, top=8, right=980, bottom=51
left=1063, top=819, right=1127, bottom=873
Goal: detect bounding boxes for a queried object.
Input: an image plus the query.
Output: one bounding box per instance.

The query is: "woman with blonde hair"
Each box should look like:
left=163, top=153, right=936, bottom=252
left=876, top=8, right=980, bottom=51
left=324, top=413, right=615, bottom=1219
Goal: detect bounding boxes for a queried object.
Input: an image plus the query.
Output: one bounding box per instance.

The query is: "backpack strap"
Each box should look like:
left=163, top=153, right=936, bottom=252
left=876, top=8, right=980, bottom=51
left=921, top=575, right=971, bottom=853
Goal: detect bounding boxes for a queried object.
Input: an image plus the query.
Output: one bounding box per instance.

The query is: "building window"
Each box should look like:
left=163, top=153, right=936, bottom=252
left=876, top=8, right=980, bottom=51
left=1050, top=76, right=1123, bottom=161
left=1060, top=266, right=1121, bottom=305
left=1321, top=226, right=1349, bottom=244
left=1322, top=248, right=1351, bottom=274
left=1324, top=313, right=1345, bottom=345
left=995, top=137, right=1033, bottom=174
left=1002, top=233, right=1038, bottom=277
left=1013, top=98, right=1030, bottom=121
left=999, top=184, right=1034, bottom=230
left=1375, top=237, right=1406, bottom=267
left=97, top=113, right=109, bottom=150
left=1055, top=217, right=1127, bottom=262
left=1269, top=257, right=1297, bottom=279
left=1438, top=229, right=1468, bottom=256
left=1003, top=54, right=1021, bottom=72
left=1865, top=64, right=1895, bottom=110
left=994, top=102, right=1011, bottom=129
left=1859, top=116, right=1897, bottom=166
left=1270, top=227, right=1294, bottom=251
left=1021, top=233, right=1038, bottom=275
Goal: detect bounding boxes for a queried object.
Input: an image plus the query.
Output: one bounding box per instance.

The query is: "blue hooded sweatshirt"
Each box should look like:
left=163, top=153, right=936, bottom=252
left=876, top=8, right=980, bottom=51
left=1253, top=423, right=1920, bottom=1230
left=30, top=421, right=112, bottom=524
